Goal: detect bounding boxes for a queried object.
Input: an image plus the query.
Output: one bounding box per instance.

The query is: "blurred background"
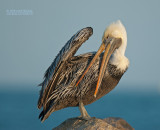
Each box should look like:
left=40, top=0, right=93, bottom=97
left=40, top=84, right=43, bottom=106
left=0, top=0, right=160, bottom=129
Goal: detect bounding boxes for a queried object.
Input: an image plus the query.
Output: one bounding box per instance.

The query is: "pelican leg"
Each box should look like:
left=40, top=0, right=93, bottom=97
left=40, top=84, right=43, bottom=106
left=78, top=101, right=91, bottom=120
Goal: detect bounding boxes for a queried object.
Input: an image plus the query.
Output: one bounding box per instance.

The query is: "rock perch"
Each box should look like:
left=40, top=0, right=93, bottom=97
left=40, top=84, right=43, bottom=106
left=53, top=117, right=134, bottom=130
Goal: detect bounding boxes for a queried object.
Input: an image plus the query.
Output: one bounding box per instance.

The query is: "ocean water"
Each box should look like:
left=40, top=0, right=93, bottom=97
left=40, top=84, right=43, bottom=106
left=0, top=85, right=160, bottom=130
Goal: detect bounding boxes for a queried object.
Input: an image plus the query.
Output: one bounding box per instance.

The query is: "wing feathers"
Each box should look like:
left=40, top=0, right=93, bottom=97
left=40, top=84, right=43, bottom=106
left=38, top=27, right=93, bottom=109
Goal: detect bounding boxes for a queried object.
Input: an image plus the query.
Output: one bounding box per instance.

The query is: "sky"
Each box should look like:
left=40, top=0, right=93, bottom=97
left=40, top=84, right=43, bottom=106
left=0, top=0, right=160, bottom=90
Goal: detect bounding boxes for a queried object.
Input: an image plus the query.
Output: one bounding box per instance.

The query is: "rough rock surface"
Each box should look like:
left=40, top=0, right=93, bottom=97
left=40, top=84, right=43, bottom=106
left=53, top=117, right=134, bottom=130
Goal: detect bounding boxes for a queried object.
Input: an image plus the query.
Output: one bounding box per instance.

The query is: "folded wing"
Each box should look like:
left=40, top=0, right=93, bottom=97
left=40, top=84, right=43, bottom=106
left=38, top=27, right=93, bottom=109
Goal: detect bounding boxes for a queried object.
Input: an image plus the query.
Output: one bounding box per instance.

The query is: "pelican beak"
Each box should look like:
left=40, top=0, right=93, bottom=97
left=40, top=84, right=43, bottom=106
left=94, top=37, right=122, bottom=97
left=75, top=37, right=122, bottom=97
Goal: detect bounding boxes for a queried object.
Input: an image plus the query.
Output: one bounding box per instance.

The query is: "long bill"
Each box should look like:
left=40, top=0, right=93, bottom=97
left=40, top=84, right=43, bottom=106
left=94, top=42, right=111, bottom=97
left=75, top=42, right=106, bottom=87
left=75, top=37, right=122, bottom=97
left=94, top=38, right=122, bottom=97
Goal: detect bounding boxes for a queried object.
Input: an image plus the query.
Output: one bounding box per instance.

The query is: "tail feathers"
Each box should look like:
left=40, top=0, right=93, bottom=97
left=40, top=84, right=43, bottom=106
left=37, top=98, right=43, bottom=109
left=39, top=111, right=44, bottom=120
left=39, top=107, right=55, bottom=122
left=39, top=110, right=47, bottom=122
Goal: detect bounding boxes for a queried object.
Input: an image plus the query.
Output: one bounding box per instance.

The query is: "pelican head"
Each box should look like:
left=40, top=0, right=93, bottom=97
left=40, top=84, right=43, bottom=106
left=102, top=20, right=127, bottom=56
left=76, top=21, right=129, bottom=97
left=102, top=20, right=129, bottom=72
left=92, top=20, right=129, bottom=97
left=87, top=21, right=129, bottom=97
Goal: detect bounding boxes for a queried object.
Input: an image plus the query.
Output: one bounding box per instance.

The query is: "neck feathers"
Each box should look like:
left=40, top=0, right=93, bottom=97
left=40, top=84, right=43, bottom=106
left=109, top=49, right=129, bottom=72
left=107, top=20, right=129, bottom=71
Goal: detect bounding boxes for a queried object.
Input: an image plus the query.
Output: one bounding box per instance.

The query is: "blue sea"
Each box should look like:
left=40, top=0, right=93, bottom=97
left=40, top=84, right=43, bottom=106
left=0, top=84, right=160, bottom=130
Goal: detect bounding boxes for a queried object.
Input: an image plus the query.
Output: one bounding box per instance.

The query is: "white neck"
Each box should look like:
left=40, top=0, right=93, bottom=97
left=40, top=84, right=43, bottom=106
left=109, top=48, right=129, bottom=71
left=103, top=20, right=129, bottom=71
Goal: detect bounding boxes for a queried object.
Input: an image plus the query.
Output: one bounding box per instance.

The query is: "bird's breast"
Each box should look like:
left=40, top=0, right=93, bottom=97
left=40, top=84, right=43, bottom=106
left=81, top=63, right=125, bottom=105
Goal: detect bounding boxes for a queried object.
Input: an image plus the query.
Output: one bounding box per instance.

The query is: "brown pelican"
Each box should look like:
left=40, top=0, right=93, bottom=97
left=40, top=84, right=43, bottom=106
left=38, top=20, right=129, bottom=122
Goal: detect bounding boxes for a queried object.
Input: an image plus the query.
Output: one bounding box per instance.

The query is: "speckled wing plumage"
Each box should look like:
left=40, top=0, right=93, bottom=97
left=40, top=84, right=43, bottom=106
left=46, top=52, right=97, bottom=102
left=38, top=27, right=93, bottom=109
left=39, top=52, right=98, bottom=121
